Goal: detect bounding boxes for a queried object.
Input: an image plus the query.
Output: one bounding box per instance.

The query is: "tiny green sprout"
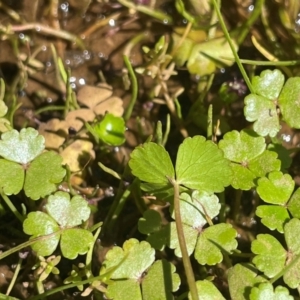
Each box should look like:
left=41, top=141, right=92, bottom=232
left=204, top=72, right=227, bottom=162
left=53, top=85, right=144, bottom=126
left=64, top=263, right=89, bottom=291
left=88, top=113, right=126, bottom=146
left=33, top=255, right=61, bottom=282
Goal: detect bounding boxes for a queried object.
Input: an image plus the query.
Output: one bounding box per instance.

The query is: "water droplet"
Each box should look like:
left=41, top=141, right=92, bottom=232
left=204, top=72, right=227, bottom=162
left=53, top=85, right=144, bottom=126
left=281, top=133, right=291, bottom=143
left=69, top=76, right=76, bottom=83
left=78, top=78, right=85, bottom=85
left=248, top=5, right=254, bottom=12
left=295, top=13, right=300, bottom=33
left=109, top=19, right=116, bottom=27
left=163, top=19, right=169, bottom=24
left=19, top=33, right=25, bottom=39
left=60, top=2, right=69, bottom=13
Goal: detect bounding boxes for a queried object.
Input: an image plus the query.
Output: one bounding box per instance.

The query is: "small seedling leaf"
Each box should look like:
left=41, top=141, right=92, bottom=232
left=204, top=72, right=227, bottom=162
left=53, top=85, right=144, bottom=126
left=142, top=260, right=180, bottom=300
left=189, top=280, right=225, bottom=300
left=101, top=239, right=155, bottom=279
left=257, top=171, right=294, bottom=205
left=0, top=159, right=24, bottom=195
left=129, top=142, right=175, bottom=185
left=138, top=209, right=162, bottom=234
left=194, top=223, right=237, bottom=265
left=176, top=136, right=232, bottom=192
left=60, top=228, right=94, bottom=259
left=283, top=218, right=300, bottom=288
left=252, top=69, right=285, bottom=99
left=46, top=191, right=91, bottom=227
left=251, top=234, right=286, bottom=277
left=256, top=205, right=290, bottom=233
left=228, top=263, right=266, bottom=300
left=0, top=128, right=45, bottom=164
left=279, top=77, right=300, bottom=128
left=173, top=191, right=220, bottom=228
left=250, top=283, right=293, bottom=300
left=24, top=151, right=66, bottom=200
left=23, top=211, right=60, bottom=257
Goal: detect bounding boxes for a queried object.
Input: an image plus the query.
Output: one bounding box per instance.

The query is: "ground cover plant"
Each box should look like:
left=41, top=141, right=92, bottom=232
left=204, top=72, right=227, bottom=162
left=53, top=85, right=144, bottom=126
left=2, top=0, right=300, bottom=299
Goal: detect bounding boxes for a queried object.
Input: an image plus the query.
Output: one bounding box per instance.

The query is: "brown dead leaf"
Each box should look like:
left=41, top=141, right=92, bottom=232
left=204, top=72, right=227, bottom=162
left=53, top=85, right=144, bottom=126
left=77, top=84, right=124, bottom=117
left=60, top=139, right=95, bottom=172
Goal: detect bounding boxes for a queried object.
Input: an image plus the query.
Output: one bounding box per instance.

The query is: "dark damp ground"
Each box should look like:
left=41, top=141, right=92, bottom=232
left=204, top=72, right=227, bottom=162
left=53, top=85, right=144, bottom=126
left=1, top=0, right=300, bottom=299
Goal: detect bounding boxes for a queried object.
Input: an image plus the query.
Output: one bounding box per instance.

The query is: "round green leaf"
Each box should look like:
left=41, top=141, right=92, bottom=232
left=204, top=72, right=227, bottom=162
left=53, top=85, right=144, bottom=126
left=257, top=171, right=294, bottom=205
left=244, top=94, right=279, bottom=137
left=248, top=150, right=281, bottom=178
left=46, top=191, right=91, bottom=227
left=138, top=209, right=162, bottom=235
left=0, top=128, right=45, bottom=164
left=176, top=136, right=232, bottom=193
left=256, top=205, right=290, bottom=233
left=0, top=159, right=24, bottom=195
left=24, top=151, right=66, bottom=200
left=142, top=260, right=180, bottom=300
left=60, top=228, right=94, bottom=259
left=195, top=223, right=237, bottom=265
left=279, top=77, right=300, bottom=128
left=250, top=283, right=293, bottom=300
left=174, top=191, right=220, bottom=228
left=287, top=188, right=300, bottom=218
left=106, top=279, right=141, bottom=300
left=251, top=234, right=286, bottom=278
left=228, top=264, right=266, bottom=300
left=283, top=218, right=300, bottom=288
left=168, top=222, right=198, bottom=257
left=219, top=130, right=265, bottom=163
left=23, top=211, right=60, bottom=257
left=129, top=142, right=175, bottom=185
left=101, top=239, right=155, bottom=279
left=252, top=69, right=285, bottom=99
left=230, top=163, right=256, bottom=190
left=189, top=280, right=225, bottom=300
left=94, top=113, right=125, bottom=146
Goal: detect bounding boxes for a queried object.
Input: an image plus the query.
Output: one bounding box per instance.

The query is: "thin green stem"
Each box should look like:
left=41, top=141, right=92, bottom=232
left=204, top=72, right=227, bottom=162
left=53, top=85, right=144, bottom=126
left=6, top=256, right=23, bottom=295
left=101, top=179, right=135, bottom=237
left=117, top=0, right=173, bottom=24
left=207, top=104, right=213, bottom=140
left=85, top=226, right=102, bottom=274
left=8, top=23, right=84, bottom=48
left=34, top=105, right=66, bottom=115
left=123, top=55, right=138, bottom=121
left=171, top=180, right=198, bottom=300
left=162, top=114, right=171, bottom=146
left=223, top=58, right=300, bottom=66
left=211, top=0, right=254, bottom=94
left=0, top=190, right=24, bottom=223
left=0, top=231, right=61, bottom=261
left=236, top=0, right=265, bottom=45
